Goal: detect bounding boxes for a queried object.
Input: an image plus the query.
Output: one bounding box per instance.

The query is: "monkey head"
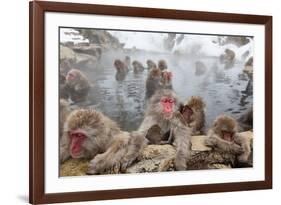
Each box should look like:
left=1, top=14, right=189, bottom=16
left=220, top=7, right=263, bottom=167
left=66, top=69, right=82, bottom=84
left=149, top=67, right=162, bottom=79
left=161, top=71, right=173, bottom=84
left=146, top=59, right=157, bottom=69
left=64, top=109, right=105, bottom=159
left=149, top=89, right=180, bottom=120
left=213, top=115, right=238, bottom=142
left=158, top=59, right=168, bottom=71
left=114, top=59, right=124, bottom=72
left=180, top=96, right=205, bottom=124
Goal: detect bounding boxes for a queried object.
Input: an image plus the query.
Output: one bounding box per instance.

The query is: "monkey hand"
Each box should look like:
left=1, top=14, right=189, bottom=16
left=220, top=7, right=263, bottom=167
left=232, top=144, right=244, bottom=154
left=204, top=137, right=217, bottom=147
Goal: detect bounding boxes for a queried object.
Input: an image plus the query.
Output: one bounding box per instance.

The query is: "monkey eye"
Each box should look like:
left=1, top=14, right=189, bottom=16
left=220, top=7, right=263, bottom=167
left=68, top=73, right=75, bottom=78
left=161, top=98, right=175, bottom=103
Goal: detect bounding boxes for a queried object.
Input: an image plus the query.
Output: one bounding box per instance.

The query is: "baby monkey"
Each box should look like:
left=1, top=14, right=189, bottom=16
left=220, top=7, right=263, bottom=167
left=180, top=96, right=205, bottom=135
left=205, top=115, right=251, bottom=164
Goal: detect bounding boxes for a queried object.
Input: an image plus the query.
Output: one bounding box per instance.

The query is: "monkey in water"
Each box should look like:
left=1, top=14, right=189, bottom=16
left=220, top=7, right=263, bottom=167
left=160, top=70, right=173, bottom=90
left=60, top=109, right=146, bottom=174
left=205, top=115, right=251, bottom=165
left=179, top=96, right=205, bottom=135
left=124, top=56, right=132, bottom=70
left=138, top=89, right=192, bottom=170
left=132, top=60, right=145, bottom=74
left=114, top=59, right=129, bottom=81
left=158, top=59, right=168, bottom=71
left=145, top=67, right=162, bottom=99
left=65, top=69, right=91, bottom=103
left=146, top=59, right=157, bottom=70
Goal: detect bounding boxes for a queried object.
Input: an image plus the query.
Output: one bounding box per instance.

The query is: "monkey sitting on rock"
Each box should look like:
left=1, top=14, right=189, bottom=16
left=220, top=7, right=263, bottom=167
left=205, top=115, right=252, bottom=166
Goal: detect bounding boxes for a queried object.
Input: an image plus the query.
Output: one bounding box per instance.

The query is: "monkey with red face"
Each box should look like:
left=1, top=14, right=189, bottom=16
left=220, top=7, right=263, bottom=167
left=160, top=70, right=173, bottom=90
left=65, top=69, right=91, bottom=103
left=205, top=115, right=251, bottom=164
left=60, top=109, right=146, bottom=174
left=139, top=89, right=192, bottom=170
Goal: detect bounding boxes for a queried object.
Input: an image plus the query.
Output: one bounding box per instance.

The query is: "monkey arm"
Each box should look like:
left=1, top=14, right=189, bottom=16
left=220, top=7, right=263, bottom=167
left=234, top=134, right=251, bottom=162
left=205, top=133, right=243, bottom=155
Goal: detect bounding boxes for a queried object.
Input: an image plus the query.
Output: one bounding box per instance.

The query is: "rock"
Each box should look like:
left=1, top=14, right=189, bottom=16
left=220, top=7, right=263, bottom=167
left=59, top=131, right=253, bottom=176
left=218, top=36, right=250, bottom=47
left=72, top=44, right=102, bottom=58
left=60, top=45, right=76, bottom=61
left=243, top=57, right=253, bottom=76
left=191, top=135, right=212, bottom=151
left=60, top=159, right=89, bottom=176
left=126, top=145, right=176, bottom=173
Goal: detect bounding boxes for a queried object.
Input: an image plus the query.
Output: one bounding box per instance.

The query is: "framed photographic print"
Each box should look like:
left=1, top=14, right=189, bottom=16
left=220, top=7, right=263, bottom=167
left=29, top=1, right=272, bottom=204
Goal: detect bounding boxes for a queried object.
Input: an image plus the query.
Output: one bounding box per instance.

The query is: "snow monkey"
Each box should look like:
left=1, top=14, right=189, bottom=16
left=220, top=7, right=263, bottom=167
left=179, top=96, right=206, bottom=135
left=205, top=115, right=251, bottom=163
left=158, top=59, right=168, bottom=71
left=160, top=70, right=173, bottom=90
left=145, top=67, right=162, bottom=99
left=65, top=69, right=91, bottom=103
left=138, top=89, right=192, bottom=170
left=60, top=109, right=145, bottom=174
left=146, top=59, right=157, bottom=70
left=114, top=59, right=129, bottom=81
left=124, top=56, right=131, bottom=70
left=132, top=60, right=145, bottom=74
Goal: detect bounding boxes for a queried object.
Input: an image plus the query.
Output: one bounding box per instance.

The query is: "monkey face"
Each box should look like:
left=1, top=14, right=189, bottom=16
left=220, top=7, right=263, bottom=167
left=68, top=129, right=88, bottom=158
left=160, top=97, right=175, bottom=119
left=221, top=130, right=234, bottom=142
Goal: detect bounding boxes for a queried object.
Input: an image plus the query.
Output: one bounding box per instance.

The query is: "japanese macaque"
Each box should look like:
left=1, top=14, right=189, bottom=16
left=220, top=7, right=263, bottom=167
left=179, top=96, right=205, bottom=135
left=220, top=49, right=235, bottom=69
left=139, top=89, right=192, bottom=170
left=146, top=59, right=157, bottom=70
left=160, top=71, right=173, bottom=90
left=205, top=115, right=251, bottom=163
left=60, top=109, right=146, bottom=174
left=145, top=67, right=162, bottom=99
left=114, top=59, right=129, bottom=81
left=124, top=56, right=131, bottom=70
left=65, top=69, right=91, bottom=103
left=237, top=107, right=253, bottom=131
left=132, top=60, right=145, bottom=74
left=59, top=99, right=71, bottom=136
left=158, top=59, right=168, bottom=71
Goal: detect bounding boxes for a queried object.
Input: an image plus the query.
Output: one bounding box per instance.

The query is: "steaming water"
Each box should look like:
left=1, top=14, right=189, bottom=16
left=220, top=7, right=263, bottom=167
left=73, top=50, right=252, bottom=132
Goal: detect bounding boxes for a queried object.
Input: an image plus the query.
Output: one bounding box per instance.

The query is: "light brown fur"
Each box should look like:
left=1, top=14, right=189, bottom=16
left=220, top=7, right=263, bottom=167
left=181, top=96, right=205, bottom=135
left=139, top=89, right=192, bottom=170
left=60, top=109, right=144, bottom=174
left=59, top=99, right=71, bottom=137
left=65, top=69, right=91, bottom=103
left=205, top=115, right=251, bottom=163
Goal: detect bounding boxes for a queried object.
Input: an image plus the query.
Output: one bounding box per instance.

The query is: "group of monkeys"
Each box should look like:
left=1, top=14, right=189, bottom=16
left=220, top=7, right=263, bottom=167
left=59, top=56, right=252, bottom=175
